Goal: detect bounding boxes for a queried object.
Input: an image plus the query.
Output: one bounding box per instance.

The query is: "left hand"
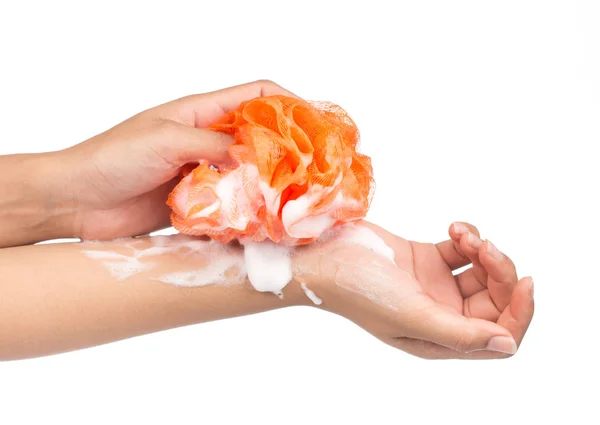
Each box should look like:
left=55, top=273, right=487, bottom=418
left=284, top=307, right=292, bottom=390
left=58, top=80, right=296, bottom=240
left=298, top=221, right=534, bottom=359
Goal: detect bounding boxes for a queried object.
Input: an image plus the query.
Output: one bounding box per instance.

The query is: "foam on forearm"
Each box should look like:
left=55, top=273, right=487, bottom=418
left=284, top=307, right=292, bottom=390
left=79, top=222, right=396, bottom=306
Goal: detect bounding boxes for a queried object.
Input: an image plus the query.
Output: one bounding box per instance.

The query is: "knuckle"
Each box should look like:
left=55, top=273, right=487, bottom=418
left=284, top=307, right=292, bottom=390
left=255, top=78, right=277, bottom=87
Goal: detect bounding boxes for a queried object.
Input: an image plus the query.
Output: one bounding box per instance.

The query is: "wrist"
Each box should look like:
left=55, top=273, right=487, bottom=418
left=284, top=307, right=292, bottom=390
left=0, top=151, right=79, bottom=245
left=39, top=151, right=80, bottom=239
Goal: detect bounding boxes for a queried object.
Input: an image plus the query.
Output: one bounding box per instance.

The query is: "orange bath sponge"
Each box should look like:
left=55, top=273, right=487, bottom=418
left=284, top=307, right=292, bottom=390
left=167, top=95, right=374, bottom=246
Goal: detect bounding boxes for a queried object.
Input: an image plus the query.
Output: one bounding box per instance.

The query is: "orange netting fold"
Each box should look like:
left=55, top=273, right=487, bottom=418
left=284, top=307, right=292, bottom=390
left=167, top=95, right=374, bottom=246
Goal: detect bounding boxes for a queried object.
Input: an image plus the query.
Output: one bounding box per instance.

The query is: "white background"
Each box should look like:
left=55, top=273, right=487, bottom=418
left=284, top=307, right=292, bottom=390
left=1, top=1, right=598, bottom=423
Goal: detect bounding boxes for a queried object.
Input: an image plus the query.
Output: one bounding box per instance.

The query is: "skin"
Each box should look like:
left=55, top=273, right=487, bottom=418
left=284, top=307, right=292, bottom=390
left=0, top=80, right=297, bottom=246
left=0, top=80, right=533, bottom=360
left=0, top=236, right=305, bottom=360
left=298, top=221, right=534, bottom=359
left=0, top=222, right=533, bottom=361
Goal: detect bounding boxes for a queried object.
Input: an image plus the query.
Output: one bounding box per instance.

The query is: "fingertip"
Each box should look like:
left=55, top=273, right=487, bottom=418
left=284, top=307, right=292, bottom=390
left=485, top=335, right=518, bottom=355
left=514, top=276, right=535, bottom=315
left=184, top=127, right=235, bottom=165
left=461, top=319, right=515, bottom=354
left=467, top=232, right=483, bottom=250
left=513, top=276, right=534, bottom=298
left=452, top=221, right=480, bottom=237
left=472, top=321, right=517, bottom=355
left=450, top=222, right=469, bottom=239
left=417, top=303, right=514, bottom=353
left=458, top=231, right=481, bottom=257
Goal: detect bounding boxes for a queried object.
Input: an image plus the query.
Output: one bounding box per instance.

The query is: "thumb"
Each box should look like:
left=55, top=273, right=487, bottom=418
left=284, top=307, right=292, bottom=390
left=155, top=121, right=234, bottom=166
left=406, top=298, right=518, bottom=354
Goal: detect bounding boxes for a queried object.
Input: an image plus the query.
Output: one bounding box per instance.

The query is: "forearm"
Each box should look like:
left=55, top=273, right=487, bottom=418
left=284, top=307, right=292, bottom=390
left=0, top=153, right=75, bottom=247
left=0, top=235, right=310, bottom=360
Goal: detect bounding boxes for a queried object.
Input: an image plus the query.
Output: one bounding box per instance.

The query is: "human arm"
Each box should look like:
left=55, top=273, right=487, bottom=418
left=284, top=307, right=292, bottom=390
left=0, top=80, right=296, bottom=248
left=0, top=153, right=75, bottom=247
left=0, top=220, right=533, bottom=361
left=0, top=234, right=308, bottom=361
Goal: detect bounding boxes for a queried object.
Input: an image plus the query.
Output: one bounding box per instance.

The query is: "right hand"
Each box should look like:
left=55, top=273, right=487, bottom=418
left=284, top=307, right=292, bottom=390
left=59, top=80, right=296, bottom=241
left=296, top=221, right=534, bottom=359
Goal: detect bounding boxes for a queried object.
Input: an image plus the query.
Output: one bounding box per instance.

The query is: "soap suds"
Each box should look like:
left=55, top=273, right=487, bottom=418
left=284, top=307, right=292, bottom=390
left=81, top=249, right=152, bottom=280
left=301, top=282, right=322, bottom=305
left=293, top=222, right=401, bottom=310
left=333, top=260, right=416, bottom=312
left=243, top=241, right=292, bottom=295
left=326, top=223, right=415, bottom=311
left=104, top=259, right=153, bottom=281
left=281, top=175, right=345, bottom=239
left=155, top=254, right=243, bottom=287
left=335, top=223, right=395, bottom=263
left=81, top=235, right=244, bottom=286
left=215, top=167, right=254, bottom=231
left=81, top=218, right=395, bottom=308
left=258, top=179, right=281, bottom=216
left=282, top=189, right=335, bottom=239
left=289, top=214, right=335, bottom=239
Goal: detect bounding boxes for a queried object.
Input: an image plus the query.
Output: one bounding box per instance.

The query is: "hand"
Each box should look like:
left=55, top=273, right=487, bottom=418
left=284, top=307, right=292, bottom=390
left=299, top=221, right=534, bottom=359
left=58, top=80, right=296, bottom=240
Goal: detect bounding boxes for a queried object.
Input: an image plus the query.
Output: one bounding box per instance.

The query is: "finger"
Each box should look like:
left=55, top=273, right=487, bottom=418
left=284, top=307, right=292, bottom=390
left=163, top=80, right=299, bottom=128
left=435, top=222, right=480, bottom=270
left=497, top=276, right=535, bottom=346
left=196, top=79, right=300, bottom=113
left=463, top=289, right=502, bottom=322
left=456, top=268, right=486, bottom=298
left=478, top=240, right=519, bottom=312
left=157, top=122, right=235, bottom=166
left=454, top=231, right=488, bottom=297
left=405, top=295, right=517, bottom=355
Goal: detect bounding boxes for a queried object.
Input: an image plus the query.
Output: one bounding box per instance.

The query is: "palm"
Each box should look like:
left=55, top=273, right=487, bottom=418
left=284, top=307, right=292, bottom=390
left=408, top=241, right=464, bottom=315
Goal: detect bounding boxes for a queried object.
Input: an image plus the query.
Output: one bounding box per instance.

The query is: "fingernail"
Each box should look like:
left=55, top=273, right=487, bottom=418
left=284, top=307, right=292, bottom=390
left=487, top=241, right=504, bottom=260
left=467, top=232, right=482, bottom=249
left=453, top=223, right=468, bottom=234
left=528, top=277, right=534, bottom=299
left=486, top=336, right=517, bottom=354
